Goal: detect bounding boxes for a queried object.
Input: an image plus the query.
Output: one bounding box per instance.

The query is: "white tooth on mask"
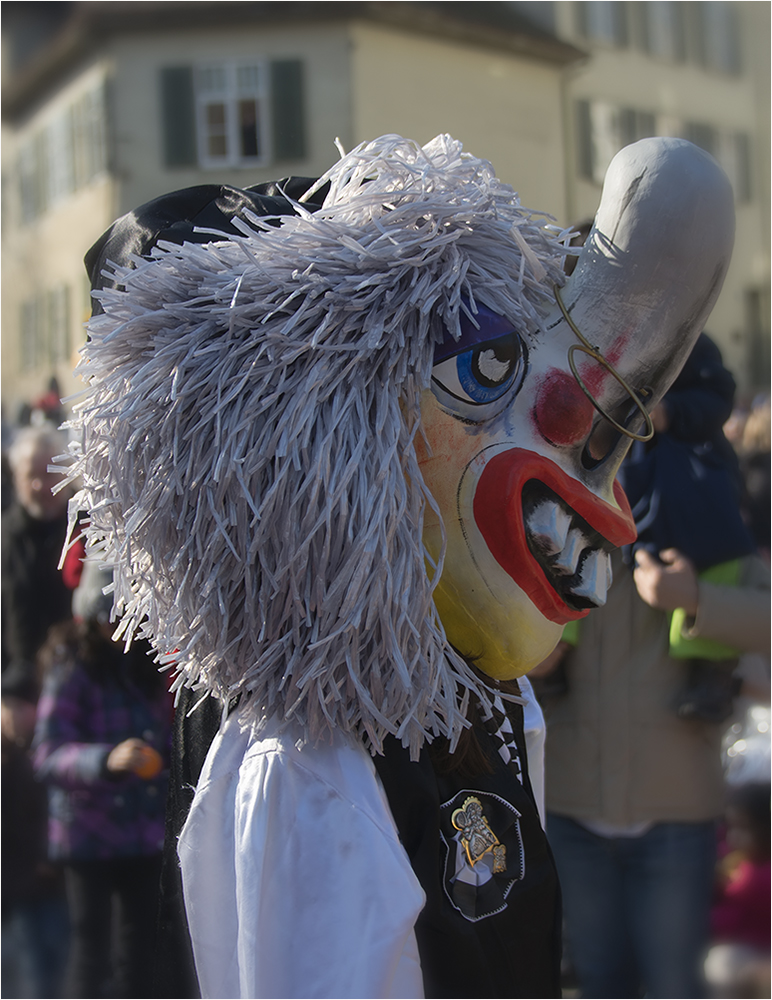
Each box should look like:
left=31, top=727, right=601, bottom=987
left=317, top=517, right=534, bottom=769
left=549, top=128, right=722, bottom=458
left=526, top=500, right=572, bottom=556
left=551, top=527, right=585, bottom=576
left=569, top=549, right=611, bottom=607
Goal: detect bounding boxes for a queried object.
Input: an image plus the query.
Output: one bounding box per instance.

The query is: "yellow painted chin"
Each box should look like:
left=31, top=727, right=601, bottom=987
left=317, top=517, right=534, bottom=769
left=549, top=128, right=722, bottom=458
left=433, top=574, right=563, bottom=679
left=424, top=516, right=564, bottom=679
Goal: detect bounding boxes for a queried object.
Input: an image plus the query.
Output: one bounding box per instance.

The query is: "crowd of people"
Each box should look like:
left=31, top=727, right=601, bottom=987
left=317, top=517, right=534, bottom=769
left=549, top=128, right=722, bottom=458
left=2, top=417, right=172, bottom=998
left=2, top=375, right=769, bottom=1000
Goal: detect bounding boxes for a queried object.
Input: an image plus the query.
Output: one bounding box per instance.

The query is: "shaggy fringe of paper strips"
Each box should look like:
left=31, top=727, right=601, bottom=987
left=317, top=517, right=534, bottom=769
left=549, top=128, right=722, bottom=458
left=59, top=134, right=573, bottom=757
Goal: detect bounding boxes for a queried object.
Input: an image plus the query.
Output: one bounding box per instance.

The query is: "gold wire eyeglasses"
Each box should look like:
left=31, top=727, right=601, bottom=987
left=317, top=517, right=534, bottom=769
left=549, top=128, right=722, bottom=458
left=554, top=285, right=654, bottom=443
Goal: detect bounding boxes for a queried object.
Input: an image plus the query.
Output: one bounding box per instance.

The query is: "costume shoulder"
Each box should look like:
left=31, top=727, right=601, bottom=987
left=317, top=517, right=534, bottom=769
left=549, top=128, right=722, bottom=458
left=178, top=709, right=425, bottom=999
left=373, top=716, right=561, bottom=999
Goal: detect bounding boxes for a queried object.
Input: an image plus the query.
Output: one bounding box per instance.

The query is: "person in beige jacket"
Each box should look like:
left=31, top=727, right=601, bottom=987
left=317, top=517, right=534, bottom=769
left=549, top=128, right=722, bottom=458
left=540, top=547, right=769, bottom=998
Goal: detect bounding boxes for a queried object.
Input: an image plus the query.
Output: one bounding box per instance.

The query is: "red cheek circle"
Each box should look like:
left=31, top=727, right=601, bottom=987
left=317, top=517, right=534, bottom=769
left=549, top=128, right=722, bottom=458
left=533, top=369, right=594, bottom=447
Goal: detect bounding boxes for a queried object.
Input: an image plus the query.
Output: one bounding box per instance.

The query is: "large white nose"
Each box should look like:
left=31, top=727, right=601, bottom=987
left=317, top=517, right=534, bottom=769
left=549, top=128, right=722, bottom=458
left=552, top=137, right=734, bottom=419
left=473, top=139, right=735, bottom=617
left=530, top=138, right=734, bottom=487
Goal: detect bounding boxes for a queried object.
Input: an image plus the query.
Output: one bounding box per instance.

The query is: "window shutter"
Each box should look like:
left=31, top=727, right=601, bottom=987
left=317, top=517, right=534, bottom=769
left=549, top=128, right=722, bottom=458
left=613, top=2, right=629, bottom=46
left=684, top=122, right=718, bottom=157
left=734, top=133, right=751, bottom=203
left=575, top=3, right=588, bottom=38
left=575, top=100, right=594, bottom=181
left=618, top=108, right=637, bottom=148
left=160, top=67, right=197, bottom=167
left=637, top=111, right=656, bottom=140
left=270, top=60, right=306, bottom=161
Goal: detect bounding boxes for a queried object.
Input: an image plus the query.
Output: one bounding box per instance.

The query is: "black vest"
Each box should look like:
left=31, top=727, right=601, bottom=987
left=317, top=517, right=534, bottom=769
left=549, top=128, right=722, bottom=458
left=157, top=689, right=561, bottom=998
left=373, top=701, right=562, bottom=999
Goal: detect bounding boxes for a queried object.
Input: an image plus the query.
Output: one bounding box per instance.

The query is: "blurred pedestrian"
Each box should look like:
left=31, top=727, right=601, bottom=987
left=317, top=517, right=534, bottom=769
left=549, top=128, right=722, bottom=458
left=737, top=396, right=771, bottom=560
left=2, top=664, right=69, bottom=998
left=705, top=782, right=770, bottom=998
left=33, top=564, right=171, bottom=998
left=2, top=424, right=73, bottom=684
left=536, top=336, right=769, bottom=998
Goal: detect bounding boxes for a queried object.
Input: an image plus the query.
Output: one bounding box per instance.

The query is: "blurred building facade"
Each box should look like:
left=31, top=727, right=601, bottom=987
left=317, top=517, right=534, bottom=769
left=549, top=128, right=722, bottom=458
left=533, top=0, right=770, bottom=401
left=1, top=1, right=769, bottom=418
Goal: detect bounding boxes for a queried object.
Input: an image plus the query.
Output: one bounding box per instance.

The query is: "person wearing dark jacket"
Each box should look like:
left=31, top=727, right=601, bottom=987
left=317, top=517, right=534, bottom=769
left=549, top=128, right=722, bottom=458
left=2, top=425, right=73, bottom=684
left=33, top=565, right=172, bottom=998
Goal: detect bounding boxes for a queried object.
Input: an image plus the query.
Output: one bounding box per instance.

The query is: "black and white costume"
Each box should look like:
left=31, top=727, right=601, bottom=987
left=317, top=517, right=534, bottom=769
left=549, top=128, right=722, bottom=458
left=67, top=134, right=734, bottom=999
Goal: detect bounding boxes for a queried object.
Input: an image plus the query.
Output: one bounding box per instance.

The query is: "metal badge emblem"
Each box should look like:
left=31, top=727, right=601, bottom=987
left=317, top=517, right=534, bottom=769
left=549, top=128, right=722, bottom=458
left=451, top=795, right=507, bottom=872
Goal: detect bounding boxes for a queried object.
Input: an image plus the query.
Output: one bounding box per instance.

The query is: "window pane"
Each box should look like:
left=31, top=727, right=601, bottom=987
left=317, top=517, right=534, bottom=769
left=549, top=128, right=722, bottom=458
left=637, top=112, right=656, bottom=140
left=744, top=288, right=769, bottom=389
left=700, top=1, right=741, bottom=74
left=47, top=116, right=74, bottom=204
left=581, top=2, right=627, bottom=45
left=72, top=99, right=87, bottom=188
left=716, top=131, right=752, bottom=204
left=685, top=122, right=718, bottom=157
left=199, top=66, right=226, bottom=93
left=238, top=99, right=259, bottom=158
left=590, top=101, right=618, bottom=183
left=618, top=108, right=637, bottom=148
left=204, top=101, right=228, bottom=158
left=236, top=64, right=261, bottom=93
left=20, top=299, right=40, bottom=371
left=643, top=2, right=684, bottom=61
left=19, top=142, right=38, bottom=222
left=206, top=103, right=226, bottom=128
left=89, top=83, right=108, bottom=177
left=207, top=133, right=227, bottom=158
left=48, top=285, right=70, bottom=363
left=195, top=60, right=275, bottom=165
left=82, top=85, right=107, bottom=181
left=33, top=133, right=49, bottom=216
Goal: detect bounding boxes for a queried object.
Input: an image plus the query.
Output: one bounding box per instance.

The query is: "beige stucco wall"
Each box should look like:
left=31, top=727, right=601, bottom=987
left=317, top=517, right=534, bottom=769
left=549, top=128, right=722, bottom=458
left=5, top=6, right=765, bottom=414
left=348, top=22, right=570, bottom=222
left=3, top=17, right=574, bottom=419
left=552, top=0, right=769, bottom=395
left=109, top=20, right=353, bottom=213
left=2, top=23, right=355, bottom=418
left=1, top=60, right=117, bottom=416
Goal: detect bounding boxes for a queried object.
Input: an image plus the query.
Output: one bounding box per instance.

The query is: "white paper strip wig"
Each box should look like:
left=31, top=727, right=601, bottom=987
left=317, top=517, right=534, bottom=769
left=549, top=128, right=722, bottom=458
left=63, top=134, right=571, bottom=755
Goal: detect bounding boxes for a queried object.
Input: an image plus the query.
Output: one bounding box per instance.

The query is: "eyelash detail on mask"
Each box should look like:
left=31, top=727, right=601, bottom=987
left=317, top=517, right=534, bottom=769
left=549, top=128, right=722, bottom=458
left=431, top=332, right=527, bottom=416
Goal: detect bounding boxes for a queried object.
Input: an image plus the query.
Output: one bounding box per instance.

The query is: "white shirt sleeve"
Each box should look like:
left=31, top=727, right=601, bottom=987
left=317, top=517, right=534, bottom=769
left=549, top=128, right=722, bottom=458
left=178, top=710, right=425, bottom=1000
left=519, top=675, right=547, bottom=827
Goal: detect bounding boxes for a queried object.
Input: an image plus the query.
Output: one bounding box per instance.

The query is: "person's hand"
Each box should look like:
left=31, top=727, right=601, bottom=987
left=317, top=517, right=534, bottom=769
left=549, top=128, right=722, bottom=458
left=633, top=548, right=699, bottom=615
left=528, top=640, right=571, bottom=678
left=106, top=738, right=152, bottom=774
left=1, top=696, right=37, bottom=747
left=650, top=402, right=669, bottom=433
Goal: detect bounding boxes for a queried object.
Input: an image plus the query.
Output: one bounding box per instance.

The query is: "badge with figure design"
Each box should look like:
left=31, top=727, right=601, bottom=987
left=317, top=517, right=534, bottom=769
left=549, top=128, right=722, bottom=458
left=452, top=796, right=506, bottom=871
left=441, top=789, right=524, bottom=922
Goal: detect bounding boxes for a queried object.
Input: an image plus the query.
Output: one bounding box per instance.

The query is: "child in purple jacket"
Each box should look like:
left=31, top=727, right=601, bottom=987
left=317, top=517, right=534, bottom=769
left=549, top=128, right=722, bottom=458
left=33, top=564, right=171, bottom=998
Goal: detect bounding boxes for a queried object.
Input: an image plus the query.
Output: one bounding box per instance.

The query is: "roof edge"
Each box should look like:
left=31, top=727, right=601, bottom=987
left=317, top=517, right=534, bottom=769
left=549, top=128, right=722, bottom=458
left=3, top=1, right=584, bottom=120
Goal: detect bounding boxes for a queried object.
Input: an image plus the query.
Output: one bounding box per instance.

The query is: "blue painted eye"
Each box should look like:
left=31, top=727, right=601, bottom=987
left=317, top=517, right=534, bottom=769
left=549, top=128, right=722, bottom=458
left=431, top=332, right=526, bottom=410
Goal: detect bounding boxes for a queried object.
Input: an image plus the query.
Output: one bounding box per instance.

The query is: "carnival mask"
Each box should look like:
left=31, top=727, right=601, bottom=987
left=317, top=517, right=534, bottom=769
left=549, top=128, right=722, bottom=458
left=417, top=138, right=734, bottom=679
left=69, top=135, right=734, bottom=750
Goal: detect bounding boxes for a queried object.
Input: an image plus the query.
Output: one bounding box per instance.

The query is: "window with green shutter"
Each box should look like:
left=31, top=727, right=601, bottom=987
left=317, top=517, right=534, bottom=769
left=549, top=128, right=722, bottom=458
left=161, top=67, right=198, bottom=167
left=271, top=60, right=306, bottom=161
left=161, top=59, right=306, bottom=169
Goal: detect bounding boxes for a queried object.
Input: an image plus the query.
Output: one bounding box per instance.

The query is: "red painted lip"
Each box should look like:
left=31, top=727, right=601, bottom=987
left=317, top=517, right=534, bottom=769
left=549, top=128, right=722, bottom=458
left=473, top=448, right=636, bottom=625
